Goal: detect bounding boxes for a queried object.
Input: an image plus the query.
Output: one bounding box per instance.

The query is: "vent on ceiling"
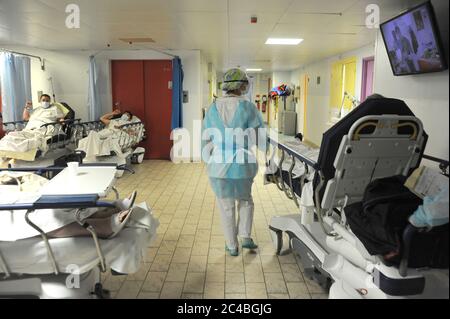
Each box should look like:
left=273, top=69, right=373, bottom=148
left=119, top=37, right=155, bottom=43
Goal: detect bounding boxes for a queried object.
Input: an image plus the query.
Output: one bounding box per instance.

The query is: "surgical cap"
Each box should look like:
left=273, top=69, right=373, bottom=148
left=222, top=68, right=249, bottom=92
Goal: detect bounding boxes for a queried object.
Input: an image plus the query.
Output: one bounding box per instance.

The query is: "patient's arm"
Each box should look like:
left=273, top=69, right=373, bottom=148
left=100, top=109, right=121, bottom=126
left=23, top=101, right=33, bottom=121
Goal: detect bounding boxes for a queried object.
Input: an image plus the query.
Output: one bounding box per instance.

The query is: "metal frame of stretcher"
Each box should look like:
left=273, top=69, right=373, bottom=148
left=0, top=164, right=127, bottom=299
left=267, top=138, right=319, bottom=207
left=2, top=119, right=84, bottom=165
left=268, top=114, right=448, bottom=298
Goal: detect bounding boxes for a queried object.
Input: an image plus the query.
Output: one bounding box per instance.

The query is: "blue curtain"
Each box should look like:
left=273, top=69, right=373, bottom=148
left=0, top=52, right=32, bottom=122
left=172, top=57, right=184, bottom=129
left=88, top=55, right=101, bottom=121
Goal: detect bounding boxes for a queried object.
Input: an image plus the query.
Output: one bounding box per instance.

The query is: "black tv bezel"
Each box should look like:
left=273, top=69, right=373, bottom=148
left=380, top=0, right=448, bottom=76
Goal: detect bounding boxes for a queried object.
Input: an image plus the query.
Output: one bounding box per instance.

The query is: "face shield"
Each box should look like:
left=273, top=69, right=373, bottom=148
left=240, top=82, right=250, bottom=95
left=222, top=69, right=249, bottom=95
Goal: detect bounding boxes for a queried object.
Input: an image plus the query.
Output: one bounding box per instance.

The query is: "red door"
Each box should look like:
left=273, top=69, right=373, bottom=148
left=111, top=60, right=173, bottom=160
left=111, top=60, right=145, bottom=120
left=144, top=60, right=173, bottom=160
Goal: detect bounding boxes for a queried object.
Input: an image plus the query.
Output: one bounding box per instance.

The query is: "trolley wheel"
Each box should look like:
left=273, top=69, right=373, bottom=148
left=136, top=153, right=144, bottom=164
left=269, top=227, right=283, bottom=256
left=94, top=283, right=111, bottom=299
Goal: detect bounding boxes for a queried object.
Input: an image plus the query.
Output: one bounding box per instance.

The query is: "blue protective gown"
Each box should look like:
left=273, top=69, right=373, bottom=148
left=202, top=99, right=265, bottom=200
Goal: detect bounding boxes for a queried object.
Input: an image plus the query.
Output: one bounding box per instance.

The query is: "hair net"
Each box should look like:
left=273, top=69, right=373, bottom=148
left=222, top=68, right=249, bottom=92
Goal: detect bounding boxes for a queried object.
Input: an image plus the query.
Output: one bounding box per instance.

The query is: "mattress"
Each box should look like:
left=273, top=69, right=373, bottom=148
left=0, top=148, right=38, bottom=161
left=0, top=220, right=159, bottom=275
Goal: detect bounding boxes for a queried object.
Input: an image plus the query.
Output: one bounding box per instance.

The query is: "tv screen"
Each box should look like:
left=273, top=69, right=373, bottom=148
left=380, top=1, right=448, bottom=76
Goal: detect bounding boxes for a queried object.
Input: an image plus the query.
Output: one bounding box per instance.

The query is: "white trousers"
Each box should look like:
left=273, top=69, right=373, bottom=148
left=217, top=197, right=255, bottom=249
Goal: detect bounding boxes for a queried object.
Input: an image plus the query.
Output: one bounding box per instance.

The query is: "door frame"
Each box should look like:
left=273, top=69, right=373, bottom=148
left=361, top=56, right=375, bottom=102
left=110, top=59, right=173, bottom=160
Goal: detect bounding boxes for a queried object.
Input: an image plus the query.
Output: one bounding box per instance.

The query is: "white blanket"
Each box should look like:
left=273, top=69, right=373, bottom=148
left=0, top=173, right=154, bottom=241
left=0, top=128, right=50, bottom=154
left=0, top=105, right=65, bottom=155
left=0, top=189, right=154, bottom=241
left=25, top=106, right=65, bottom=131
left=0, top=220, right=159, bottom=275
left=77, top=129, right=124, bottom=160
left=77, top=117, right=143, bottom=161
left=0, top=170, right=160, bottom=275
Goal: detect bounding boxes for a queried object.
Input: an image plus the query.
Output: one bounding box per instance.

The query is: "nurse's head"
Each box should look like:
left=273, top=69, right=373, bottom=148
left=222, top=68, right=249, bottom=96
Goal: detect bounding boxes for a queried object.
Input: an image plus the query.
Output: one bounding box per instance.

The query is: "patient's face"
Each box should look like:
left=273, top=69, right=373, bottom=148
left=40, top=96, right=51, bottom=103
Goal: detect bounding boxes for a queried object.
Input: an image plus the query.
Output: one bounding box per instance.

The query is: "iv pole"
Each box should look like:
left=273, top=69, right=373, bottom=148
left=48, top=77, right=56, bottom=102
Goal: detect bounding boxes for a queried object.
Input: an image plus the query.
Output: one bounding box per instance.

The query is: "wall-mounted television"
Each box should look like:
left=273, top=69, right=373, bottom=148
left=380, top=1, right=448, bottom=76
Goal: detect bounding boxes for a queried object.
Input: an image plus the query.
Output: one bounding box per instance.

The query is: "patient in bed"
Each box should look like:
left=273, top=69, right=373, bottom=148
left=0, top=172, right=141, bottom=241
left=46, top=194, right=137, bottom=240
left=22, top=94, right=65, bottom=130
left=0, top=94, right=65, bottom=159
left=77, top=110, right=140, bottom=162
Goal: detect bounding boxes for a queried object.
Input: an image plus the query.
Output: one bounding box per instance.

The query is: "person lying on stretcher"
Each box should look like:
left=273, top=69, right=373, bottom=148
left=22, top=94, right=65, bottom=130
left=101, top=110, right=138, bottom=133
left=0, top=172, right=143, bottom=241
left=0, top=94, right=67, bottom=163
left=77, top=109, right=141, bottom=162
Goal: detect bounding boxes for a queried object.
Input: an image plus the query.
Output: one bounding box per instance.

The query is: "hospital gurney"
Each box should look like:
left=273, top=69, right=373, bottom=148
left=1, top=118, right=85, bottom=167
left=265, top=136, right=319, bottom=201
left=76, top=120, right=146, bottom=176
left=0, top=165, right=159, bottom=299
left=268, top=98, right=448, bottom=299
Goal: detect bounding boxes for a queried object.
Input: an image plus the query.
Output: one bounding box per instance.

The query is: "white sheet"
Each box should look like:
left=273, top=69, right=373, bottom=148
left=0, top=129, right=47, bottom=154
left=0, top=197, right=151, bottom=241
left=25, top=106, right=65, bottom=131
left=0, top=105, right=65, bottom=155
left=0, top=222, right=158, bottom=275
left=77, top=117, right=143, bottom=161
left=77, top=130, right=124, bottom=160
left=0, top=203, right=160, bottom=275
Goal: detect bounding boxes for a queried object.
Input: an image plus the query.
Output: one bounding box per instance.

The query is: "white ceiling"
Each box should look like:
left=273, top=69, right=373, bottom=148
left=0, top=0, right=413, bottom=71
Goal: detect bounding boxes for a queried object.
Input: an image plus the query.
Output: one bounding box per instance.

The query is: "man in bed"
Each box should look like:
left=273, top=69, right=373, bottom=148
left=0, top=94, right=66, bottom=159
left=77, top=109, right=141, bottom=162
left=0, top=171, right=142, bottom=240
left=22, top=94, right=65, bottom=130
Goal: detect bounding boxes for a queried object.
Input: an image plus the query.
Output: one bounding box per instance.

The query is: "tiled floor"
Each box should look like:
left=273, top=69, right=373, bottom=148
left=103, top=160, right=328, bottom=299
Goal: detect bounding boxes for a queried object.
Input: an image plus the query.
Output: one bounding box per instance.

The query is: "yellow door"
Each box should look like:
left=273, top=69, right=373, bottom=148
left=343, top=60, right=357, bottom=109
left=329, top=57, right=357, bottom=110
left=330, top=61, right=343, bottom=109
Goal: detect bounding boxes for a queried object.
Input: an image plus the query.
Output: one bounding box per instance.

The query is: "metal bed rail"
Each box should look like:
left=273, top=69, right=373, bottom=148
left=267, top=137, right=319, bottom=207
left=0, top=164, right=132, bottom=278
left=41, top=119, right=82, bottom=151
left=2, top=120, right=28, bottom=132
left=71, top=121, right=105, bottom=142
left=116, top=121, right=145, bottom=151
left=1, top=119, right=83, bottom=153
left=0, top=194, right=116, bottom=277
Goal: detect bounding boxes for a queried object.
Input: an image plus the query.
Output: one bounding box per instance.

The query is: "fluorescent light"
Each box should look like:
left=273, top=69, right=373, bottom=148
left=265, top=38, right=303, bottom=45
left=246, top=68, right=263, bottom=72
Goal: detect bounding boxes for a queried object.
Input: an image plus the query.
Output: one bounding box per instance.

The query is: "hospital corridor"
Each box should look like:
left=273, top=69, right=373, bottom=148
left=0, top=0, right=449, bottom=305
left=105, top=161, right=326, bottom=299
